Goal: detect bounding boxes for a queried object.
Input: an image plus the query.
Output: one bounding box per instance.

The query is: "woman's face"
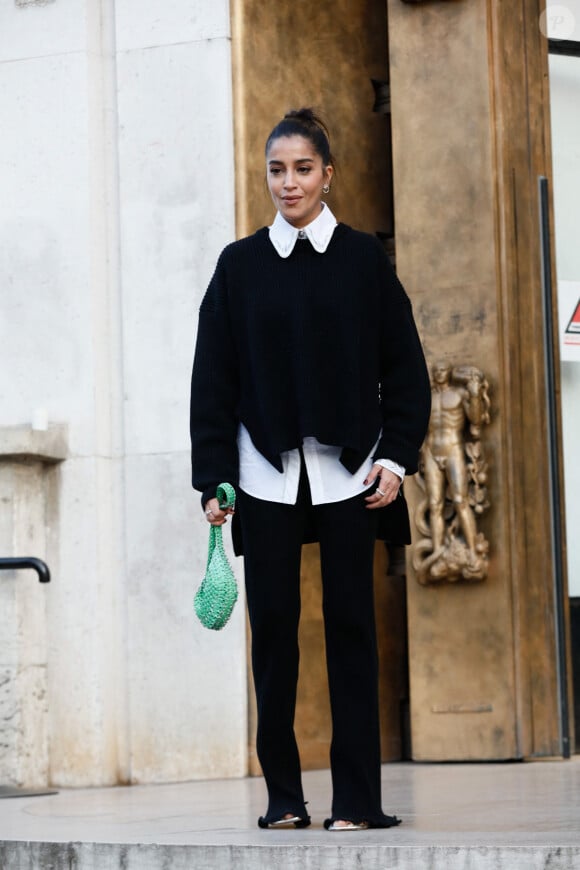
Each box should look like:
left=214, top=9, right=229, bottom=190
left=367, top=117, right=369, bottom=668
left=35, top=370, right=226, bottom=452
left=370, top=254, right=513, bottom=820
left=266, top=135, right=333, bottom=228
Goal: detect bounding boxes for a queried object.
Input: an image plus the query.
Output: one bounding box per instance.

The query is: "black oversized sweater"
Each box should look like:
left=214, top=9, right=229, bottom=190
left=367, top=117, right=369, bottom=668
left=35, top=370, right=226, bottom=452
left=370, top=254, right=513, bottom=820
left=190, top=223, right=431, bottom=511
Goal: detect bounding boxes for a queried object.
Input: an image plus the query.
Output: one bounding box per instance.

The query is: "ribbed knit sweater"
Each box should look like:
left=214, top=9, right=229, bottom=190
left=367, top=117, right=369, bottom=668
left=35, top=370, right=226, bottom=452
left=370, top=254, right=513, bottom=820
left=190, top=223, right=431, bottom=508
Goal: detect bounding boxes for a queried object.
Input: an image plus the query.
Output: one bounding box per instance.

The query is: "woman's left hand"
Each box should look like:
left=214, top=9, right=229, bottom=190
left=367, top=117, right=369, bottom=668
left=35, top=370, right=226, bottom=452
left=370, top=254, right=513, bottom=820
left=364, top=465, right=401, bottom=509
left=203, top=497, right=235, bottom=526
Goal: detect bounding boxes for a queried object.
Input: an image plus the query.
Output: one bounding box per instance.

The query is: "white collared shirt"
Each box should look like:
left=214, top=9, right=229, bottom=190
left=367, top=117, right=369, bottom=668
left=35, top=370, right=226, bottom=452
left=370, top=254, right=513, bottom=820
left=268, top=201, right=338, bottom=257
left=238, top=205, right=405, bottom=505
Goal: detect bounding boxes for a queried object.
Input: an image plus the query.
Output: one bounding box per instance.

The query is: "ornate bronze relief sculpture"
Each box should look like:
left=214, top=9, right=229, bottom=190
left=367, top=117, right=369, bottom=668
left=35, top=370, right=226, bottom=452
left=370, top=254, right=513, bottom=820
left=413, top=362, right=491, bottom=584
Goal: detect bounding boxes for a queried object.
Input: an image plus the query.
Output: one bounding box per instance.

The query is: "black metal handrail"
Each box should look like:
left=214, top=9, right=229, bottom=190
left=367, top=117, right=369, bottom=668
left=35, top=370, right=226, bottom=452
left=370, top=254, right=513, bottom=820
left=0, top=557, right=50, bottom=583
left=549, top=38, right=580, bottom=58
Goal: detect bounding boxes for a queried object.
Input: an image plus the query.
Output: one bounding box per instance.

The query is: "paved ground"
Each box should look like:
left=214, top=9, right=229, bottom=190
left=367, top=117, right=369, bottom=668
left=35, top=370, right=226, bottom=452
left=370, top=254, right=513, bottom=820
left=2, top=759, right=580, bottom=868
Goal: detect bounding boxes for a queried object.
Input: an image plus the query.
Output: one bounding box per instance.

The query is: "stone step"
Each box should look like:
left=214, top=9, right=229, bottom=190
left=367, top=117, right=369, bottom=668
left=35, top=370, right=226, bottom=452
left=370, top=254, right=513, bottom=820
left=2, top=762, right=580, bottom=870
left=2, top=841, right=580, bottom=870
left=0, top=835, right=580, bottom=870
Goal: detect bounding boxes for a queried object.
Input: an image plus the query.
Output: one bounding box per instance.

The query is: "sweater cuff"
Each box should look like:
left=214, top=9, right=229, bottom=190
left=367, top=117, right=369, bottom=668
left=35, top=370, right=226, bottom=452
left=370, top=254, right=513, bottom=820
left=200, top=482, right=237, bottom=509
left=374, top=435, right=419, bottom=476
left=200, top=485, right=218, bottom=509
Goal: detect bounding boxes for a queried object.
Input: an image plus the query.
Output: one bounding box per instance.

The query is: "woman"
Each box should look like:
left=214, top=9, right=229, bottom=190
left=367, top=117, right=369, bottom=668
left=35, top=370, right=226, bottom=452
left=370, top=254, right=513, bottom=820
left=190, top=109, right=431, bottom=831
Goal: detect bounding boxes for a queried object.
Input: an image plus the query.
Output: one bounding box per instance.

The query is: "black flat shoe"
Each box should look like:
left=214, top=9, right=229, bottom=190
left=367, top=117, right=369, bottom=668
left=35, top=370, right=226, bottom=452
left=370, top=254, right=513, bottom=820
left=258, top=813, right=311, bottom=829
left=324, top=814, right=401, bottom=830
left=326, top=820, right=369, bottom=831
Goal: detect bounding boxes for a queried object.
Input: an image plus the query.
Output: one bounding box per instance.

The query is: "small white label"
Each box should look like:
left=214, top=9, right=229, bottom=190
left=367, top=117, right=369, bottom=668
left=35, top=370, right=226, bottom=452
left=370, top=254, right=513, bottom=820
left=32, top=408, right=48, bottom=431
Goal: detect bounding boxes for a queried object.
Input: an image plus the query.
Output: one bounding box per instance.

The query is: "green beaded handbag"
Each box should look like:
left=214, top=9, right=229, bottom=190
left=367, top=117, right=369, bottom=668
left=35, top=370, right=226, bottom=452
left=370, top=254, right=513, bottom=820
left=194, top=483, right=238, bottom=630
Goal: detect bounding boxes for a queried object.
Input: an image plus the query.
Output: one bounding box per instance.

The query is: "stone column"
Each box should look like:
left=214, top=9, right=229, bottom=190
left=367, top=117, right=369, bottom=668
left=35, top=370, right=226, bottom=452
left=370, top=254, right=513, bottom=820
left=1, top=0, right=246, bottom=787
left=387, top=0, right=569, bottom=759
left=0, top=425, right=67, bottom=787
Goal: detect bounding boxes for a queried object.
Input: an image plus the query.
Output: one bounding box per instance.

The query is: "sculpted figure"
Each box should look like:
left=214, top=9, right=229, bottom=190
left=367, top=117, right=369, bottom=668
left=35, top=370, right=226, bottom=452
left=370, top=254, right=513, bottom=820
left=413, top=362, right=490, bottom=584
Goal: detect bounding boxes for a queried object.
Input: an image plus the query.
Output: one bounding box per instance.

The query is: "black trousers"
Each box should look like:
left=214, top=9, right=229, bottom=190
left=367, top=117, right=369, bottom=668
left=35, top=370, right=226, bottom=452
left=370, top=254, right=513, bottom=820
left=238, top=462, right=390, bottom=825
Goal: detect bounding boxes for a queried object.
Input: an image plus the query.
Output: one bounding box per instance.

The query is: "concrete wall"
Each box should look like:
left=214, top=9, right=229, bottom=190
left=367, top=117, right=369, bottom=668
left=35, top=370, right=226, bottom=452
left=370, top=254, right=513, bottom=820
left=0, top=0, right=247, bottom=787
left=549, top=52, right=580, bottom=598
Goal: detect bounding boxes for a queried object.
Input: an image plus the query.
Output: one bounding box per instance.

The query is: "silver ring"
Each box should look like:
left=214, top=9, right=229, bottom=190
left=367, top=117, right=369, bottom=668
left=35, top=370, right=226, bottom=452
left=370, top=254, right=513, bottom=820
left=376, top=487, right=386, bottom=497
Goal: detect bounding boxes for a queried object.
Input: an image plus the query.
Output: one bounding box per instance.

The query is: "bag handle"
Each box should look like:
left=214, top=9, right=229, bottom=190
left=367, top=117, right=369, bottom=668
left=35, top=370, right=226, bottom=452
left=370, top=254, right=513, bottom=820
left=216, top=481, right=236, bottom=512
left=206, top=482, right=236, bottom=551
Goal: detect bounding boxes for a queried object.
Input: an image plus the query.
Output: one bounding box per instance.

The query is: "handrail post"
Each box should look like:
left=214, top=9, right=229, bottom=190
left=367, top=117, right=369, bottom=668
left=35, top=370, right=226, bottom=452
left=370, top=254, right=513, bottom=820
left=538, top=174, right=571, bottom=759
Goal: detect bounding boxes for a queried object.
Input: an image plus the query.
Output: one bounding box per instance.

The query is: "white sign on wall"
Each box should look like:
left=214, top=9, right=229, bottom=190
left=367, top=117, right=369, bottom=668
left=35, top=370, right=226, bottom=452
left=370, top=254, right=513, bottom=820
left=559, top=280, right=580, bottom=362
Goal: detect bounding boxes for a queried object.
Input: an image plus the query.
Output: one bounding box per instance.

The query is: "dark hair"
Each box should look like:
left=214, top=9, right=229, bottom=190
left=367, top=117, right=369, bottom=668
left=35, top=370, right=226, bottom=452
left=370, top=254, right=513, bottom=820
left=265, top=108, right=334, bottom=168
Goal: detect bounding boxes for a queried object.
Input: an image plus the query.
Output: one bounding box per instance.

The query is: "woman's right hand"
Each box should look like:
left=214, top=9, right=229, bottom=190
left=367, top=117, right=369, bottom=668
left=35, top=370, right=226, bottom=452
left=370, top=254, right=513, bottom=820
left=203, top=497, right=235, bottom=526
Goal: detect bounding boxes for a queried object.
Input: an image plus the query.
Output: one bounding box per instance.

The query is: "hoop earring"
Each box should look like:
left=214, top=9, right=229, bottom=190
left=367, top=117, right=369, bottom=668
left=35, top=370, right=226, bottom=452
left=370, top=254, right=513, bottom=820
left=322, top=184, right=330, bottom=194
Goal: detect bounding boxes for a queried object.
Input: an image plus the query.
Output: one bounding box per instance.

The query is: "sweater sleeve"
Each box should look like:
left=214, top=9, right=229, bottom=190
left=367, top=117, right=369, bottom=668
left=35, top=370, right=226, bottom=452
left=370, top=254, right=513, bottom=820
left=373, top=246, right=431, bottom=475
left=190, top=252, right=240, bottom=506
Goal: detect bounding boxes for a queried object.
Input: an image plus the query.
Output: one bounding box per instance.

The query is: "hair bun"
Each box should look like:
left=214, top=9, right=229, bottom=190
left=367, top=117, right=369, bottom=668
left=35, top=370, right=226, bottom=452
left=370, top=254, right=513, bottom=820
left=284, top=108, right=316, bottom=124
left=284, top=108, right=328, bottom=134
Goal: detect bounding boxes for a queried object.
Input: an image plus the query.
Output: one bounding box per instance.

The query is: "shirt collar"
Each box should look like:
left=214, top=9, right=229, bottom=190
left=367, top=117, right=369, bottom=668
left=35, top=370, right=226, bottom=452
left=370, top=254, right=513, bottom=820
left=268, top=202, right=338, bottom=258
